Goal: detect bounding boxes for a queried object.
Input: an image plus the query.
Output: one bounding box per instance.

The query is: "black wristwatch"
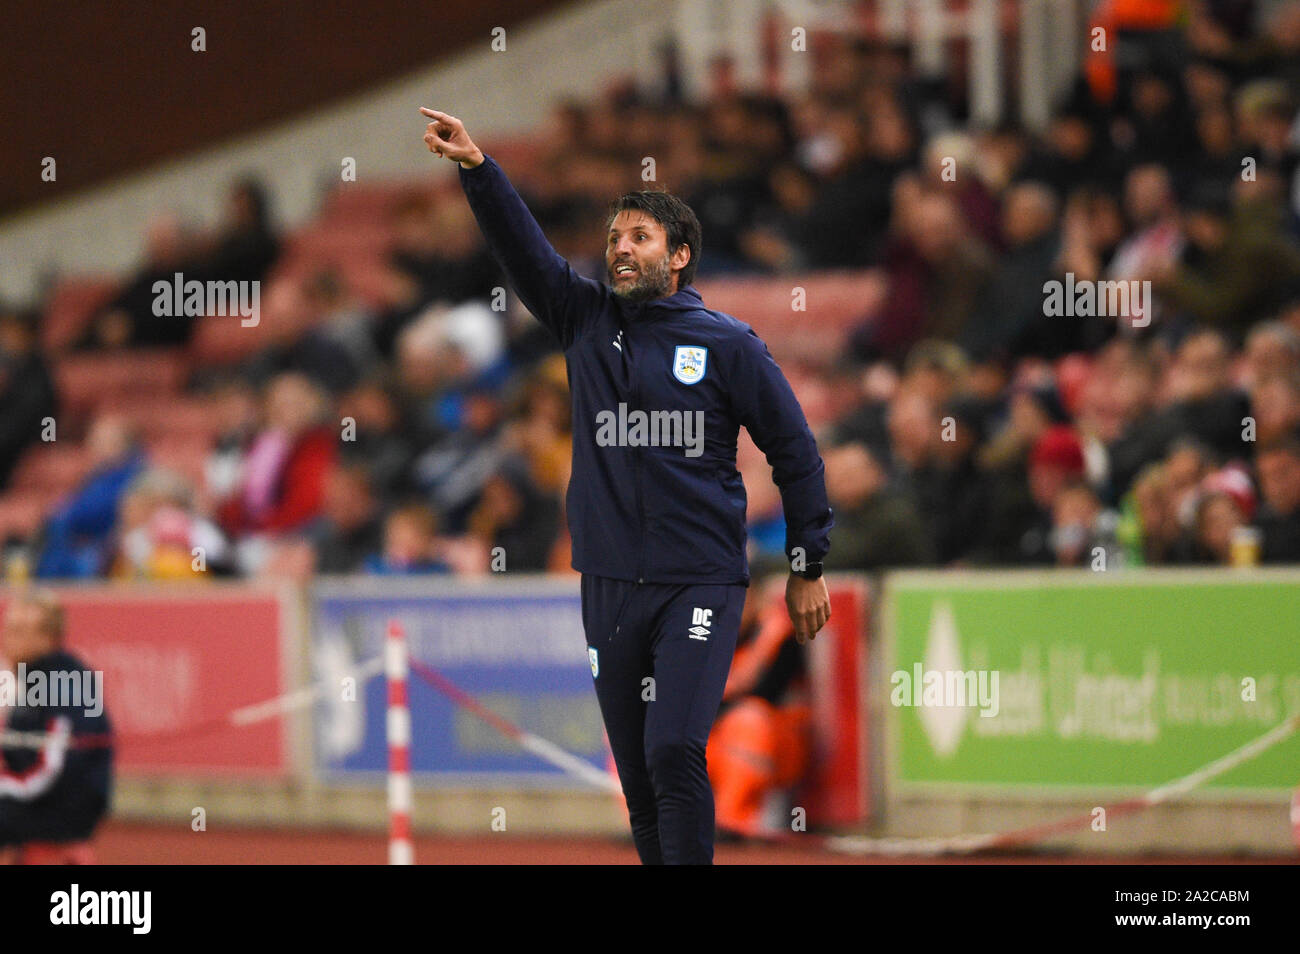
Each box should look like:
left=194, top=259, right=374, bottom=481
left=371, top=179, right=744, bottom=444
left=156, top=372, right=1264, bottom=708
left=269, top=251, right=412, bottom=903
left=793, top=561, right=824, bottom=580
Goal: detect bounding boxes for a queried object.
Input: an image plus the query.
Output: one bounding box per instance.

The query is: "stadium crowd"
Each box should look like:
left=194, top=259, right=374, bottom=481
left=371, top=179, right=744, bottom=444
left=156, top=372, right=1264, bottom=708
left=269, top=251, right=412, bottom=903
left=4, top=0, right=1300, bottom=581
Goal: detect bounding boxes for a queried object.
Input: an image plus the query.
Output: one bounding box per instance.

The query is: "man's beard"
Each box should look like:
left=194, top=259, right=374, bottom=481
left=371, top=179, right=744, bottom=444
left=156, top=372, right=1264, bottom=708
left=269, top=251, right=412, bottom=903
left=609, top=253, right=673, bottom=303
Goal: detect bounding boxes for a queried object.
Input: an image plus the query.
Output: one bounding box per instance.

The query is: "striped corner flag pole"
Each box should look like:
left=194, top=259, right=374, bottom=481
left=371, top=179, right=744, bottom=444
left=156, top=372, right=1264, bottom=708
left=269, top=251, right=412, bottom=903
left=386, top=619, right=414, bottom=865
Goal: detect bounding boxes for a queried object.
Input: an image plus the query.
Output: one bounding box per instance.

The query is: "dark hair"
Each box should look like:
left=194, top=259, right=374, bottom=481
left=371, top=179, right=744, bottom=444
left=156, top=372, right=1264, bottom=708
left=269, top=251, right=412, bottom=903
left=232, top=176, right=271, bottom=229
left=1259, top=433, right=1300, bottom=461
left=606, top=191, right=703, bottom=289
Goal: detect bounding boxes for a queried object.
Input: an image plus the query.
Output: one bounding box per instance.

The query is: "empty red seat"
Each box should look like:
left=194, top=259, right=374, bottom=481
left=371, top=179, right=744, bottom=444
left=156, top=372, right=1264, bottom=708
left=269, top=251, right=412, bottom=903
left=54, top=349, right=189, bottom=416
left=14, top=841, right=95, bottom=865
left=41, top=276, right=119, bottom=354
left=187, top=312, right=273, bottom=367
left=8, top=446, right=90, bottom=493
left=480, top=137, right=544, bottom=180
left=0, top=492, right=56, bottom=540
left=317, top=181, right=414, bottom=228
left=695, top=271, right=883, bottom=366
left=283, top=225, right=393, bottom=261
left=105, top=398, right=219, bottom=441
left=146, top=436, right=212, bottom=487
left=781, top=364, right=842, bottom=431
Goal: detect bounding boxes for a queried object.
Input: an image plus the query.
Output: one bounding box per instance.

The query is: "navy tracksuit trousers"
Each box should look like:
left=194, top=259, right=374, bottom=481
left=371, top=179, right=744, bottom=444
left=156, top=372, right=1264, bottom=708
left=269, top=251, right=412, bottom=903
left=582, top=574, right=745, bottom=865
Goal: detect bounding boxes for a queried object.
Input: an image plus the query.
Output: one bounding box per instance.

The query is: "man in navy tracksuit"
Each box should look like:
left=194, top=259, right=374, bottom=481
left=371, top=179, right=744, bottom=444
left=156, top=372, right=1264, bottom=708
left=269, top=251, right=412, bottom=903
left=421, top=108, right=833, bottom=864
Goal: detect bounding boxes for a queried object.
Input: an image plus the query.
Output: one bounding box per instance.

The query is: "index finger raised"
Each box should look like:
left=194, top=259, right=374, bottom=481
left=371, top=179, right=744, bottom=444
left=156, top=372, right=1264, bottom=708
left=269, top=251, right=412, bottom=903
left=419, top=107, right=457, bottom=124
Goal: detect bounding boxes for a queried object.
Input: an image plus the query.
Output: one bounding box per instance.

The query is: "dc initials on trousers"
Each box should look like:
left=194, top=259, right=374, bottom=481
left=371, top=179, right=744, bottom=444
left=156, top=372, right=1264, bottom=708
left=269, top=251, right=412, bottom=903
left=581, top=573, right=744, bottom=865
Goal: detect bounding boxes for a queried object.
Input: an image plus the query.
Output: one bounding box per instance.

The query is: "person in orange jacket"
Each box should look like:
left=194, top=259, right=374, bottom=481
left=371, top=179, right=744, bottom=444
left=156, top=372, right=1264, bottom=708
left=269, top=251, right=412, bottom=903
left=1084, top=0, right=1183, bottom=105
left=603, top=580, right=814, bottom=841
left=705, top=580, right=812, bottom=838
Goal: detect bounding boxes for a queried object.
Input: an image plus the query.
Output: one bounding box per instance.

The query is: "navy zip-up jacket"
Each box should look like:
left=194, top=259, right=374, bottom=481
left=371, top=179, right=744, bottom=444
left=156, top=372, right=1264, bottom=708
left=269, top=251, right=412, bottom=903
left=0, top=649, right=113, bottom=844
left=459, top=155, right=832, bottom=584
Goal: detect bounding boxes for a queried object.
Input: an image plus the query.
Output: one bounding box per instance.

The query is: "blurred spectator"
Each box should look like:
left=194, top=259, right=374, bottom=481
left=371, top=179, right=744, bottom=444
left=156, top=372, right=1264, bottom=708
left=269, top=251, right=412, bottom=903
left=738, top=162, right=820, bottom=273
left=1105, top=163, right=1183, bottom=329
left=1249, top=371, right=1300, bottom=450
left=857, top=187, right=995, bottom=362
left=1050, top=187, right=1123, bottom=298
left=1235, top=81, right=1299, bottom=199
left=412, top=300, right=507, bottom=390
left=1255, top=438, right=1300, bottom=562
left=364, top=502, right=450, bottom=575
left=902, top=339, right=969, bottom=407
left=975, top=123, right=1031, bottom=194
left=374, top=193, right=500, bottom=354
left=823, top=441, right=932, bottom=569
left=302, top=270, right=381, bottom=385
left=111, top=468, right=230, bottom=580
left=336, top=379, right=415, bottom=500
left=923, top=131, right=1002, bottom=248
left=1165, top=330, right=1251, bottom=455
left=886, top=385, right=938, bottom=477
left=824, top=360, right=894, bottom=460
left=239, top=275, right=364, bottom=394
left=202, top=377, right=259, bottom=506
left=962, top=182, right=1070, bottom=360
left=797, top=102, right=910, bottom=269
left=498, top=354, right=572, bottom=497
left=929, top=396, right=992, bottom=564
left=1015, top=425, right=1090, bottom=564
left=1114, top=67, right=1198, bottom=169
left=1021, top=108, right=1117, bottom=197
left=396, top=300, right=507, bottom=444
left=216, top=373, right=337, bottom=547
left=35, top=415, right=146, bottom=578
left=0, top=589, right=113, bottom=858
left=1049, top=481, right=1117, bottom=567
left=309, top=463, right=384, bottom=575
left=683, top=98, right=775, bottom=274
left=1151, top=181, right=1300, bottom=339
left=1116, top=462, right=1176, bottom=566
left=1257, top=5, right=1300, bottom=107
left=0, top=309, right=57, bottom=489
left=1242, top=321, right=1300, bottom=389
left=882, top=354, right=968, bottom=553
left=1192, top=466, right=1256, bottom=564
left=85, top=215, right=199, bottom=349
left=1161, top=438, right=1218, bottom=548
left=410, top=385, right=504, bottom=534
left=1107, top=330, right=1248, bottom=496
left=191, top=177, right=280, bottom=286
left=467, top=455, right=561, bottom=572
left=1076, top=340, right=1158, bottom=497
left=970, top=382, right=1062, bottom=562
left=1188, top=104, right=1242, bottom=193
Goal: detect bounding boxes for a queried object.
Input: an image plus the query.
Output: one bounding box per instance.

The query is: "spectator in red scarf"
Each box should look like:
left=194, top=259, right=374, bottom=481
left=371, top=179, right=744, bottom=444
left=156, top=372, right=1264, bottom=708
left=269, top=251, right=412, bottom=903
left=217, top=372, right=337, bottom=542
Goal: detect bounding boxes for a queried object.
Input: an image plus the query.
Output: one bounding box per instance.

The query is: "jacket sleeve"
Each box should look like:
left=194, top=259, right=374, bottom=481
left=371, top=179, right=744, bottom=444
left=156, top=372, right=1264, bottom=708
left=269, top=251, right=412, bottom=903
left=0, top=717, right=71, bottom=800
left=723, top=329, right=833, bottom=567
left=457, top=155, right=605, bottom=349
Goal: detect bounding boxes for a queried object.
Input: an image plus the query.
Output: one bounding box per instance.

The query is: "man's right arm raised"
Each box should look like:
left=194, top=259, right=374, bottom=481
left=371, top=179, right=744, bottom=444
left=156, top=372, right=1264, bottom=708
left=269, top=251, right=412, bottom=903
left=421, top=107, right=602, bottom=349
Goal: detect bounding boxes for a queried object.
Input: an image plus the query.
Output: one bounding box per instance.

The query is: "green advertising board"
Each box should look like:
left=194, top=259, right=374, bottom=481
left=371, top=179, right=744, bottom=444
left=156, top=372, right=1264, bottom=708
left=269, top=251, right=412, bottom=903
left=883, top=570, right=1300, bottom=796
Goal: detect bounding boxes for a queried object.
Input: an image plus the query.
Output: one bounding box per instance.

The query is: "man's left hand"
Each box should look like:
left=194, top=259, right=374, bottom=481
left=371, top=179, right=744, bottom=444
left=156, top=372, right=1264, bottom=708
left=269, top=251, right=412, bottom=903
left=786, top=574, right=831, bottom=645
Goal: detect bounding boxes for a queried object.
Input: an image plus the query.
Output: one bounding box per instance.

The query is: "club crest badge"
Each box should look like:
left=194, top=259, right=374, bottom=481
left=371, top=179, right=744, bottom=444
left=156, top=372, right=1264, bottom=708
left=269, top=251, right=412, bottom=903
left=673, top=345, right=708, bottom=385
left=589, top=647, right=599, bottom=678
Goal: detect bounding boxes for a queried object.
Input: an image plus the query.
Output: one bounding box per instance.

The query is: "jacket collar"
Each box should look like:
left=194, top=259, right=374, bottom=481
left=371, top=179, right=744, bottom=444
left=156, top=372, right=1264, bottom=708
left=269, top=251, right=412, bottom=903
left=615, top=284, right=703, bottom=321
